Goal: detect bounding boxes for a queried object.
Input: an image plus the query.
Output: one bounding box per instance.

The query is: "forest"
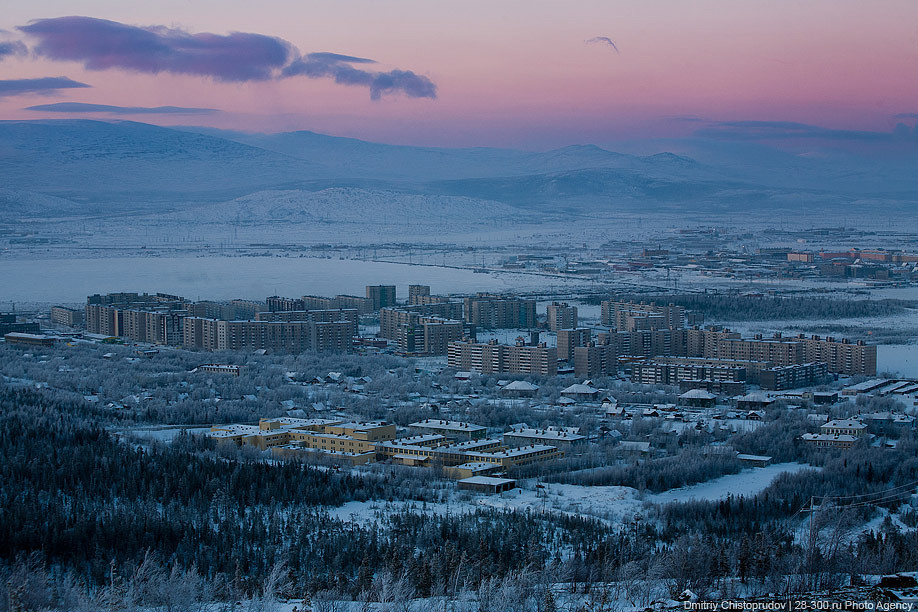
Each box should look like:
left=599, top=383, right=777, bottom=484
left=2, top=387, right=918, bottom=610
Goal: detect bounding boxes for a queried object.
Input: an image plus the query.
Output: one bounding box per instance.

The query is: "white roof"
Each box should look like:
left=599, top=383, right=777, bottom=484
left=409, top=420, right=487, bottom=432
left=618, top=441, right=651, bottom=451
left=452, top=462, right=497, bottom=471
left=680, top=389, right=717, bottom=399
left=459, top=476, right=515, bottom=486
left=736, top=453, right=772, bottom=462
left=505, top=428, right=586, bottom=441
left=737, top=393, right=772, bottom=403
left=801, top=433, right=858, bottom=442
left=561, top=383, right=599, bottom=394
left=502, top=380, right=540, bottom=391
left=475, top=444, right=558, bottom=458
left=822, top=419, right=867, bottom=430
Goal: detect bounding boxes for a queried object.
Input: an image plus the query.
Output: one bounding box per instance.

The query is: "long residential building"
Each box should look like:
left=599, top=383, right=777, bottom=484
left=447, top=339, right=557, bottom=376
left=578, top=327, right=875, bottom=377
left=268, top=295, right=373, bottom=314
left=50, top=306, right=84, bottom=327
left=183, top=318, right=352, bottom=353
left=257, top=309, right=359, bottom=337
left=601, top=300, right=686, bottom=330
left=631, top=359, right=747, bottom=386
left=464, top=294, right=537, bottom=329
left=759, top=362, right=829, bottom=390
left=379, top=305, right=468, bottom=354
left=379, top=303, right=465, bottom=338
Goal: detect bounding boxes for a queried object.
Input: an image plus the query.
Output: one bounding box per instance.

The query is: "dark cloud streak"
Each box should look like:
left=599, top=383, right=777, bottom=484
left=282, top=52, right=436, bottom=100
left=0, top=76, right=90, bottom=97
left=24, top=102, right=218, bottom=114
left=18, top=16, right=437, bottom=100
left=19, top=16, right=291, bottom=82
left=696, top=121, right=894, bottom=142
left=0, top=40, right=27, bottom=59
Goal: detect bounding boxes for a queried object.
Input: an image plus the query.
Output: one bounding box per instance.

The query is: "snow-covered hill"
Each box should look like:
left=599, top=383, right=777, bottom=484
left=156, top=187, right=535, bottom=225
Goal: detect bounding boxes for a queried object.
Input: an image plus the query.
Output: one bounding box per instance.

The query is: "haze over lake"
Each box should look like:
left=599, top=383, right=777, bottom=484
left=0, top=255, right=585, bottom=303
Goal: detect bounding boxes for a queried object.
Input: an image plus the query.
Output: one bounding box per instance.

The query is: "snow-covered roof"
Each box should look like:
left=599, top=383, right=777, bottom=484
left=502, top=380, right=540, bottom=391
left=822, top=419, right=867, bottom=430
left=458, top=476, right=515, bottom=486
left=679, top=389, right=717, bottom=399
left=504, top=428, right=586, bottom=442
left=737, top=393, right=772, bottom=403
left=561, top=383, right=599, bottom=395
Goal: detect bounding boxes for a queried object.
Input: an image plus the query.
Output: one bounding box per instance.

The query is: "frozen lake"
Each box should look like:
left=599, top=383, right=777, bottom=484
left=0, top=255, right=587, bottom=303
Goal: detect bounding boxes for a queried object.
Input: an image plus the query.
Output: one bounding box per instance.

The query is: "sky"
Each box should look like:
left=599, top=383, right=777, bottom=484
left=0, top=0, right=917, bottom=148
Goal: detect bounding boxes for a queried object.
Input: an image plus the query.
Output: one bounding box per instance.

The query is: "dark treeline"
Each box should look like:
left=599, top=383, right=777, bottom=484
left=0, top=388, right=620, bottom=603
left=3, top=387, right=918, bottom=609
left=658, top=444, right=918, bottom=539
left=600, top=294, right=913, bottom=322
left=545, top=450, right=744, bottom=492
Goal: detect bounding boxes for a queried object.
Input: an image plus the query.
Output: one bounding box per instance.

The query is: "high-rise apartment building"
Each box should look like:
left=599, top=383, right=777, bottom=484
left=600, top=300, right=686, bottom=331
left=447, top=340, right=557, bottom=376
left=464, top=294, right=537, bottom=329
left=366, top=285, right=397, bottom=311
left=557, top=328, right=591, bottom=362
left=546, top=302, right=578, bottom=331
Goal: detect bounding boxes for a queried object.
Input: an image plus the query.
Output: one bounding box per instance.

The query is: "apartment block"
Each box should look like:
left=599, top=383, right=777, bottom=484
left=379, top=306, right=466, bottom=354
left=408, top=419, right=488, bottom=441
left=597, top=329, right=674, bottom=357
left=557, top=328, right=591, bottom=362
left=379, top=304, right=464, bottom=338
left=464, top=294, right=537, bottom=329
left=182, top=318, right=352, bottom=353
left=631, top=360, right=747, bottom=386
left=573, top=344, right=619, bottom=378
left=366, top=285, right=397, bottom=311
left=50, top=306, right=84, bottom=327
left=758, top=362, right=829, bottom=390
left=503, top=427, right=586, bottom=451
left=546, top=302, right=578, bottom=331
left=794, top=335, right=877, bottom=377
left=601, top=300, right=686, bottom=330
left=257, top=309, right=359, bottom=337
left=716, top=336, right=805, bottom=367
left=447, top=340, right=557, bottom=376
left=408, top=284, right=431, bottom=304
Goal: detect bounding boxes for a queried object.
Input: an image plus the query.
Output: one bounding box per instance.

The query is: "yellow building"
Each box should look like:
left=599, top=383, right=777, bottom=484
left=209, top=417, right=395, bottom=454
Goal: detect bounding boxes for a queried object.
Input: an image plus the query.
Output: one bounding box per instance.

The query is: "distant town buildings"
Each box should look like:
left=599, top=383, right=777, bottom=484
left=209, top=416, right=565, bottom=471
left=0, top=313, right=40, bottom=336
left=50, top=306, right=84, bottom=327
left=366, top=285, right=397, bottom=311
left=378, top=304, right=468, bottom=354
left=557, top=328, right=591, bottom=362
left=601, top=300, right=686, bottom=331
left=574, top=326, right=875, bottom=378
left=183, top=318, right=352, bottom=353
left=447, top=339, right=557, bottom=376
left=464, top=294, right=537, bottom=329
left=546, top=302, right=578, bottom=331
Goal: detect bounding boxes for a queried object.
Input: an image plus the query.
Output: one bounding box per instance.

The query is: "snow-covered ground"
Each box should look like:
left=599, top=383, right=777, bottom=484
left=328, top=463, right=817, bottom=529
left=647, top=462, right=815, bottom=505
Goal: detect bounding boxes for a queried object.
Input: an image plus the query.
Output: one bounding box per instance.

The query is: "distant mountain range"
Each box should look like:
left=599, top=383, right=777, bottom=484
left=0, top=119, right=915, bottom=221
